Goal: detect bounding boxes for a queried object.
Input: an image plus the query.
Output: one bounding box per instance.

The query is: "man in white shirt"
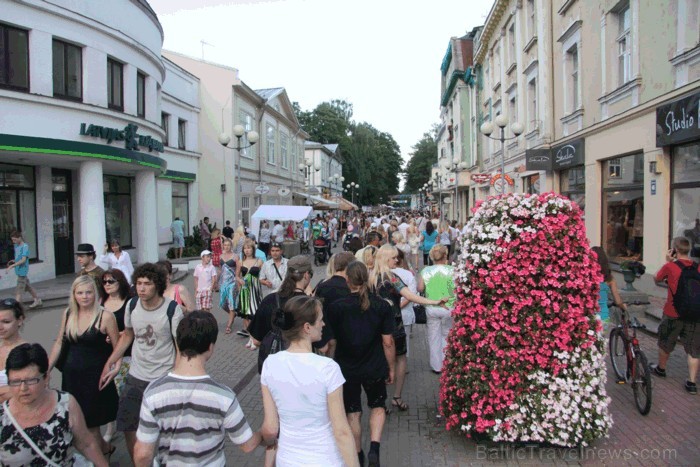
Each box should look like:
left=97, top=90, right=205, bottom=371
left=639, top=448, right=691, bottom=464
left=271, top=220, right=285, bottom=243
left=259, top=243, right=288, bottom=297
left=398, top=219, right=409, bottom=239
left=329, top=215, right=339, bottom=246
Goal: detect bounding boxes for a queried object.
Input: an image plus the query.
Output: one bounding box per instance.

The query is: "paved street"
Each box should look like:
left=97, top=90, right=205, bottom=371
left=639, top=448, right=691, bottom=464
left=7, top=249, right=699, bottom=466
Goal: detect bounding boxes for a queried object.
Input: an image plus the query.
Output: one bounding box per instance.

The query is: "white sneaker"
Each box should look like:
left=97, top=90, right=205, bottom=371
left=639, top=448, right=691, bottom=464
left=29, top=299, right=43, bottom=309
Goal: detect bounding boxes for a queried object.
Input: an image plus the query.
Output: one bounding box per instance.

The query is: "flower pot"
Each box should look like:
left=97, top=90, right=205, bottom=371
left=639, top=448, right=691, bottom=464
left=622, top=270, right=637, bottom=291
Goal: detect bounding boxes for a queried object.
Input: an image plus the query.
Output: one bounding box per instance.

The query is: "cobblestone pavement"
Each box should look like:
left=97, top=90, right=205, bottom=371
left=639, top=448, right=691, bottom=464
left=11, top=249, right=700, bottom=466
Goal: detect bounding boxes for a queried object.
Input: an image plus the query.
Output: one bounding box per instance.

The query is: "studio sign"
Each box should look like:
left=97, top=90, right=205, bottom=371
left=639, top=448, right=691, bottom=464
left=79, top=123, right=165, bottom=153
left=656, top=92, right=700, bottom=147
left=555, top=145, right=576, bottom=165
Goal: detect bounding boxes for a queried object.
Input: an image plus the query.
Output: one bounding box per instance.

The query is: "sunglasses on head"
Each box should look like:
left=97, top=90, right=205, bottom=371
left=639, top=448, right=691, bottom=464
left=271, top=243, right=282, bottom=248
left=1, top=297, right=19, bottom=308
left=102, top=279, right=117, bottom=285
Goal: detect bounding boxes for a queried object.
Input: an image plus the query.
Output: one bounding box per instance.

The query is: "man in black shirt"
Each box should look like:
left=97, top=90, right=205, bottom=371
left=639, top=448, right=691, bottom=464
left=313, top=252, right=356, bottom=356
left=222, top=220, right=234, bottom=239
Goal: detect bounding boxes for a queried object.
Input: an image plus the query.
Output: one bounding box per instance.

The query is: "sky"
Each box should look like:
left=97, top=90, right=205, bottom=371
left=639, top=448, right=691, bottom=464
left=148, top=0, right=493, bottom=165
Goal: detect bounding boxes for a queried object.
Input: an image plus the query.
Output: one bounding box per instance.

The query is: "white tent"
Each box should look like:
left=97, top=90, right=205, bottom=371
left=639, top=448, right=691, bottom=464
left=250, top=205, right=313, bottom=240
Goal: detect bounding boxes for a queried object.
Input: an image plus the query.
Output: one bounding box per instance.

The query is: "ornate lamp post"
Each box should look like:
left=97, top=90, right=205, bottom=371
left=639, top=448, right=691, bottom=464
left=218, top=125, right=259, bottom=227
left=444, top=156, right=468, bottom=221
left=346, top=182, right=359, bottom=205
left=480, top=114, right=523, bottom=193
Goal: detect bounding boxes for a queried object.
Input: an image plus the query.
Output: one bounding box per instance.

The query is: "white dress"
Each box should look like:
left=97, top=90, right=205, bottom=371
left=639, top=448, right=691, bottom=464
left=261, top=351, right=345, bottom=466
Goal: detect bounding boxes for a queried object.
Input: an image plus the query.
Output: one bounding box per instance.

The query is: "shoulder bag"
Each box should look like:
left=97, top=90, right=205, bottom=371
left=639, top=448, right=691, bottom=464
left=257, top=293, right=288, bottom=374
left=54, top=309, right=71, bottom=372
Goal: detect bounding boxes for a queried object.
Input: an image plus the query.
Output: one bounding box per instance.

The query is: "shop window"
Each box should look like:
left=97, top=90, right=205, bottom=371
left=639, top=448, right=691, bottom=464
left=136, top=72, right=145, bottom=118
left=523, top=173, right=540, bottom=194
left=602, top=153, right=644, bottom=263
left=172, top=182, right=189, bottom=236
left=103, top=175, right=131, bottom=247
left=560, top=166, right=586, bottom=211
left=107, top=58, right=123, bottom=111
left=52, top=39, right=82, bottom=100
left=0, top=23, right=29, bottom=91
left=0, top=164, right=37, bottom=265
left=672, top=142, right=700, bottom=260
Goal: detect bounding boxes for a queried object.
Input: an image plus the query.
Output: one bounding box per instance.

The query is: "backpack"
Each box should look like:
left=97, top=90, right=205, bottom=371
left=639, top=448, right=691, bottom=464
left=257, top=293, right=288, bottom=374
left=128, top=297, right=179, bottom=341
left=671, top=261, right=700, bottom=322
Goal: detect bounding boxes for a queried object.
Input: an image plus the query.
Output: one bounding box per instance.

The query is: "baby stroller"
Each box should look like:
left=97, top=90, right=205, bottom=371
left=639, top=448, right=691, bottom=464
left=313, top=237, right=328, bottom=266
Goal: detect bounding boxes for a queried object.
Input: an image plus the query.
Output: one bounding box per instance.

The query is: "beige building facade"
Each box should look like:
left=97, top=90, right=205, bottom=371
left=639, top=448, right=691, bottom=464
left=471, top=0, right=700, bottom=273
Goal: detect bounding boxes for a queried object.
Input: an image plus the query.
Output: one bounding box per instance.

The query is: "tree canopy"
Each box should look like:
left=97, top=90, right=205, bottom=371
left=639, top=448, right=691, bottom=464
left=403, top=125, right=438, bottom=194
left=294, top=99, right=403, bottom=206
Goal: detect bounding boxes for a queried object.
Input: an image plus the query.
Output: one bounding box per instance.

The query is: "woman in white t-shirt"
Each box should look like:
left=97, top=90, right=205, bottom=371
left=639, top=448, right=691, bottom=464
left=260, top=296, right=358, bottom=467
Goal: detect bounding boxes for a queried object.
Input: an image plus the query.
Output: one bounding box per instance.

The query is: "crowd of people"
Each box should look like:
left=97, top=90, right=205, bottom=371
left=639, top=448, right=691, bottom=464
left=1, top=207, right=697, bottom=466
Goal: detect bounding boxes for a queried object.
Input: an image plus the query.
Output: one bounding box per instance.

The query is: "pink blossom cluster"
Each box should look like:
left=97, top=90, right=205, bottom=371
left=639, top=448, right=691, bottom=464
left=441, top=192, right=612, bottom=447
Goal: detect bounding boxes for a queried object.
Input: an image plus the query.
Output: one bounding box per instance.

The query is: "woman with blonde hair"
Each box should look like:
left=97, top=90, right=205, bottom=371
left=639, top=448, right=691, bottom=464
left=392, top=232, right=411, bottom=266
left=418, top=244, right=456, bottom=374
left=369, top=244, right=448, bottom=411
left=232, top=225, right=246, bottom=257
left=48, top=275, right=120, bottom=457
left=218, top=237, right=242, bottom=334
left=406, top=219, right=421, bottom=270
left=359, top=245, right=377, bottom=272
left=438, top=221, right=452, bottom=258
left=238, top=238, right=263, bottom=348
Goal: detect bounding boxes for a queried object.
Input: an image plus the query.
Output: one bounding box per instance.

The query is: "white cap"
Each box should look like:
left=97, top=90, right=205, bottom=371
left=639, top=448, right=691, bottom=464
left=201, top=250, right=212, bottom=257
left=370, top=222, right=378, bottom=228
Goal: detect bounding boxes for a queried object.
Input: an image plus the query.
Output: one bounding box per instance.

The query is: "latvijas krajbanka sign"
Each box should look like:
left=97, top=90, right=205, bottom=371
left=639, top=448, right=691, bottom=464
left=79, top=123, right=164, bottom=153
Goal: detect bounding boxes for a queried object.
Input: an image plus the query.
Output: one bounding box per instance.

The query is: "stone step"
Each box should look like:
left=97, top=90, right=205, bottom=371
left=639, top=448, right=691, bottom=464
left=645, top=305, right=664, bottom=321
left=636, top=314, right=661, bottom=335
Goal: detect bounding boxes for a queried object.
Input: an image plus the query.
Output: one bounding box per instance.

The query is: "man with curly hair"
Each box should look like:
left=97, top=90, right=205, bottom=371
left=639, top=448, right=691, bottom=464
left=100, top=262, right=185, bottom=462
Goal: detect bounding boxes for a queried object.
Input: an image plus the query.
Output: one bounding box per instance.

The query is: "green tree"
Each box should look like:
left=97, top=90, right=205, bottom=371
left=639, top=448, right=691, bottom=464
left=404, top=125, right=438, bottom=194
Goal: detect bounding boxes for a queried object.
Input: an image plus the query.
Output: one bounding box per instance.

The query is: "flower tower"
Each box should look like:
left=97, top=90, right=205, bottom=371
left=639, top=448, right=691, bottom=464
left=441, top=192, right=612, bottom=447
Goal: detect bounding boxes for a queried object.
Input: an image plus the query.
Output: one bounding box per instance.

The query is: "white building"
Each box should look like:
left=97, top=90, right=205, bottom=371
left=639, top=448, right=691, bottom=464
left=0, top=0, right=200, bottom=288
left=162, top=51, right=309, bottom=228
left=303, top=142, right=344, bottom=201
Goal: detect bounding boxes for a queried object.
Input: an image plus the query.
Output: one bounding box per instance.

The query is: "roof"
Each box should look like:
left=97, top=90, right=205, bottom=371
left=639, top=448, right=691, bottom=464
left=255, top=88, right=285, bottom=101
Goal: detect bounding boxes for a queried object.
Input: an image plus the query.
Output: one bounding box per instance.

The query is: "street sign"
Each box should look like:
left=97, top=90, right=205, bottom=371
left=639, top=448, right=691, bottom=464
left=254, top=184, right=270, bottom=195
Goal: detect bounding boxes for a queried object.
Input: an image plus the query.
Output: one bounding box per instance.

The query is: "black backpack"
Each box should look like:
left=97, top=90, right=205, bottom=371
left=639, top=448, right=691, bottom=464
left=671, top=261, right=700, bottom=322
left=257, top=293, right=288, bottom=374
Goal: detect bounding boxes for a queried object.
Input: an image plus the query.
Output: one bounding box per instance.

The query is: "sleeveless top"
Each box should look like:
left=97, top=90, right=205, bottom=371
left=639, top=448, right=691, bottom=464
left=0, top=390, right=73, bottom=466
left=0, top=369, right=6, bottom=387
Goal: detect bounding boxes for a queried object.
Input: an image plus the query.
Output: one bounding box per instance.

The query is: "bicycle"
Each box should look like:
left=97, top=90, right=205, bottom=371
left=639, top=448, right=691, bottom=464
left=608, top=303, right=652, bottom=415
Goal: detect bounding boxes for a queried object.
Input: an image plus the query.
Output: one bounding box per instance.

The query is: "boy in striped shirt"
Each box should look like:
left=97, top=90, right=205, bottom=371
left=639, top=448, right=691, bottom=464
left=134, top=311, right=270, bottom=466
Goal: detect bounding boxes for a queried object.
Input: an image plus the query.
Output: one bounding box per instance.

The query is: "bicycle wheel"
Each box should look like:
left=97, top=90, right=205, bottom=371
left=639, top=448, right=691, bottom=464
left=632, top=350, right=652, bottom=415
left=608, top=328, right=627, bottom=382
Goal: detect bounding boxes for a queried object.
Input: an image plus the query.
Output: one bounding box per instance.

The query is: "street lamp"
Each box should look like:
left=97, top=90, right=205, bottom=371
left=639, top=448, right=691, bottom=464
left=346, top=182, right=359, bottom=205
left=445, top=156, right=468, bottom=221
left=480, top=113, right=523, bottom=193
left=218, top=125, right=259, bottom=227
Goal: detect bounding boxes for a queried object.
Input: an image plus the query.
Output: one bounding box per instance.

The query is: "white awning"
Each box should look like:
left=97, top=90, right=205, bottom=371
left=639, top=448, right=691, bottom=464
left=293, top=192, right=339, bottom=208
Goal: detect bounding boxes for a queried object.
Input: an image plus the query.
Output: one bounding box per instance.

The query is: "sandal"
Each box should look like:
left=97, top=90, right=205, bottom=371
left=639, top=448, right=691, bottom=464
left=225, top=326, right=232, bottom=334
left=392, top=397, right=408, bottom=411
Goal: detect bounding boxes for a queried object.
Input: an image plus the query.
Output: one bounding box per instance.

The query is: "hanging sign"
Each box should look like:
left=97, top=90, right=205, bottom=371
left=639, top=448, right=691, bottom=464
left=490, top=173, right=514, bottom=186
left=471, top=173, right=491, bottom=184
left=254, top=184, right=270, bottom=195
left=525, top=148, right=552, bottom=171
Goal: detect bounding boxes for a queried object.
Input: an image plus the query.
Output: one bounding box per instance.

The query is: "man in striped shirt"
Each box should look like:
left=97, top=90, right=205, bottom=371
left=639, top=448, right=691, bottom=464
left=134, top=311, right=268, bottom=466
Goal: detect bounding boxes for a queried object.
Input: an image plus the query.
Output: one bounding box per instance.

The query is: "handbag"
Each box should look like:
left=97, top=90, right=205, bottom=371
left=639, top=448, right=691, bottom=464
left=4, top=401, right=62, bottom=467
left=257, top=293, right=288, bottom=374
left=414, top=304, right=427, bottom=324
left=54, top=309, right=71, bottom=372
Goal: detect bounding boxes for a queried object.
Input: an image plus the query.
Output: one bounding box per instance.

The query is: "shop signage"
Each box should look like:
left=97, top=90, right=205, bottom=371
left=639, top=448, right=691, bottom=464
left=552, top=138, right=585, bottom=170
left=525, top=148, right=552, bottom=171
left=470, top=173, right=491, bottom=184
left=490, top=173, right=514, bottom=186
left=656, top=92, right=700, bottom=147
left=79, top=123, right=164, bottom=153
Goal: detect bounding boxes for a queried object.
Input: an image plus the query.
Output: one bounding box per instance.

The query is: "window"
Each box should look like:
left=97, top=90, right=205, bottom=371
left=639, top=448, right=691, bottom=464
left=107, top=58, right=123, bottom=110
left=266, top=124, right=276, bottom=164
left=602, top=154, right=644, bottom=263
left=508, top=23, right=516, bottom=66
left=103, top=175, right=132, bottom=247
left=0, top=164, right=37, bottom=265
left=161, top=112, right=169, bottom=146
left=560, top=166, right=585, bottom=211
left=508, top=91, right=517, bottom=126
left=617, top=4, right=631, bottom=86
left=290, top=139, right=297, bottom=172
left=524, top=173, right=540, bottom=194
left=171, top=182, right=189, bottom=236
left=527, top=0, right=536, bottom=39
left=241, top=196, right=250, bottom=227
left=238, top=110, right=255, bottom=158
left=280, top=133, right=288, bottom=169
left=528, top=77, right=538, bottom=131
left=0, top=23, right=29, bottom=91
left=567, top=45, right=580, bottom=111
left=672, top=142, right=700, bottom=261
left=177, top=119, right=186, bottom=150
left=52, top=39, right=82, bottom=100
left=136, top=72, right=145, bottom=118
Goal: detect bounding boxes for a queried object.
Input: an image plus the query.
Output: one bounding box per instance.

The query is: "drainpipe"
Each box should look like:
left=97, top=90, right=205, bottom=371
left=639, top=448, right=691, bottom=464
left=256, top=98, right=267, bottom=204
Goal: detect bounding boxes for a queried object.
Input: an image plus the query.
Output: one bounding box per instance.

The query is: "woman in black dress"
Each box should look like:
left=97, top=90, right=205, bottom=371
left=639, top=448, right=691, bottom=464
left=48, top=275, right=120, bottom=457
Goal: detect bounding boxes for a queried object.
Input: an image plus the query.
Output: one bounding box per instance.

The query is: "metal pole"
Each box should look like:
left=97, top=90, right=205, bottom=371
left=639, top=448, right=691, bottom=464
left=500, top=127, right=505, bottom=189
left=454, top=173, right=459, bottom=222
left=236, top=137, right=242, bottom=227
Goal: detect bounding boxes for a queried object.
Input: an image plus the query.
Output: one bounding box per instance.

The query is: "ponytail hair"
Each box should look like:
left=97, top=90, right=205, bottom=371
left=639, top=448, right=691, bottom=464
left=346, top=261, right=370, bottom=312
left=278, top=269, right=307, bottom=298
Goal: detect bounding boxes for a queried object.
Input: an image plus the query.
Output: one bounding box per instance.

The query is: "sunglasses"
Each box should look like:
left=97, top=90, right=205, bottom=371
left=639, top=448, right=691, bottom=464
left=8, top=374, right=45, bottom=387
left=102, top=279, right=118, bottom=285
left=1, top=298, right=19, bottom=308
left=271, top=243, right=282, bottom=248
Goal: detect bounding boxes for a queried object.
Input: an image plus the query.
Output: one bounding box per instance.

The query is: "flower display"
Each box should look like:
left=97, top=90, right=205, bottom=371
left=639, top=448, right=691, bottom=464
left=441, top=192, right=612, bottom=447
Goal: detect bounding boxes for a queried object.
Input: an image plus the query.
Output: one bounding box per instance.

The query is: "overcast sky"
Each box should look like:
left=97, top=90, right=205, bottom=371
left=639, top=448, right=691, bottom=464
left=148, top=0, right=493, bottom=165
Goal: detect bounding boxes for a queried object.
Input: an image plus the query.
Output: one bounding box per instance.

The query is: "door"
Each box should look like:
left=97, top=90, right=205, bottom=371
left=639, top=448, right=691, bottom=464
left=52, top=170, right=74, bottom=275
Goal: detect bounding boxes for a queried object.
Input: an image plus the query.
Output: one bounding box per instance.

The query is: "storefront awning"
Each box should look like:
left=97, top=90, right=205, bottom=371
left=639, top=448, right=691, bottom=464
left=293, top=192, right=340, bottom=209
left=331, top=196, right=358, bottom=211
